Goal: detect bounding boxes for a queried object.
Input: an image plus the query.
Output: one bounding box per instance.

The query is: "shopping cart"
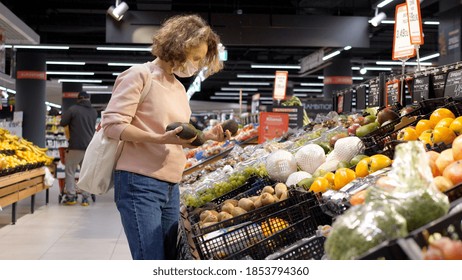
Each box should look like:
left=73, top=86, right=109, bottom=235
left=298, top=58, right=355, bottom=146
left=58, top=147, right=96, bottom=203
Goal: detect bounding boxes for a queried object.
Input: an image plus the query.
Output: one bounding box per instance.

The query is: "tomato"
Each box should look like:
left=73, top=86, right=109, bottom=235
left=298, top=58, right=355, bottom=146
left=333, top=168, right=356, bottom=190
left=355, top=154, right=392, bottom=177
left=419, top=129, right=434, bottom=146
left=355, top=157, right=371, bottom=178
left=449, top=116, right=462, bottom=136
left=323, top=172, right=335, bottom=186
left=435, top=117, right=455, bottom=129
left=429, top=108, right=456, bottom=127
left=397, top=127, right=418, bottom=141
left=309, top=177, right=330, bottom=193
left=431, top=126, right=456, bottom=145
left=415, top=119, right=434, bottom=136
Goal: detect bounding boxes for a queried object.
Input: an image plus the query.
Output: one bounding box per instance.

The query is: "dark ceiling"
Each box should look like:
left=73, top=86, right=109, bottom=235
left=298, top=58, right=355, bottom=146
left=1, top=0, right=442, bottom=108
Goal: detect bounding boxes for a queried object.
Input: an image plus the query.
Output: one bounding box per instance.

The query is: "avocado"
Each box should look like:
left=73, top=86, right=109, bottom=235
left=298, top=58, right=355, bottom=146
left=166, top=122, right=197, bottom=140
left=221, top=119, right=239, bottom=136
left=355, top=122, right=379, bottom=137
left=190, top=130, right=206, bottom=146
left=297, top=177, right=315, bottom=190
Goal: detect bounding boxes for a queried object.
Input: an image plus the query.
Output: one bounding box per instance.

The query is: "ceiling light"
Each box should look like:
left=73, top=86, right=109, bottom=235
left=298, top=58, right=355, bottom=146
left=45, top=102, right=61, bottom=109
left=210, top=96, right=240, bottom=100
left=107, top=1, right=129, bottom=21
left=58, top=79, right=102, bottom=83
left=370, top=12, right=387, bottom=27
left=381, top=20, right=395, bottom=24
left=250, top=64, right=301, bottom=69
left=229, top=81, right=271, bottom=86
left=377, top=0, right=394, bottom=8
left=107, top=62, right=139, bottom=66
left=215, top=92, right=249, bottom=96
left=83, top=85, right=108, bottom=89
left=419, top=53, right=440, bottom=61
left=97, top=46, right=151, bottom=51
left=424, top=21, right=440, bottom=25
left=46, top=71, right=95, bottom=75
left=323, top=50, right=341, bottom=61
left=236, top=74, right=275, bottom=79
left=221, top=87, right=258, bottom=91
left=353, top=77, right=364, bottom=80
left=293, top=94, right=308, bottom=97
left=86, top=91, right=113, bottom=94
left=360, top=68, right=367, bottom=75
left=344, top=46, right=352, bottom=50
left=46, top=61, right=86, bottom=65
left=12, top=45, right=69, bottom=50
left=300, top=83, right=324, bottom=87
left=6, top=89, right=15, bottom=94
left=293, top=88, right=323, bottom=92
left=376, top=61, right=433, bottom=66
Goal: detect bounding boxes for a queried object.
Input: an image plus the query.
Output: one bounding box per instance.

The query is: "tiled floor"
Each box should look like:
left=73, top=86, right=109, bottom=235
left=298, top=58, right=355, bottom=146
left=0, top=179, right=132, bottom=260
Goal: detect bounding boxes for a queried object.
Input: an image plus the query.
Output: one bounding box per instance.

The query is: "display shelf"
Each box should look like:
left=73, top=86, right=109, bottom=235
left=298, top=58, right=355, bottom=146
left=183, top=147, right=234, bottom=176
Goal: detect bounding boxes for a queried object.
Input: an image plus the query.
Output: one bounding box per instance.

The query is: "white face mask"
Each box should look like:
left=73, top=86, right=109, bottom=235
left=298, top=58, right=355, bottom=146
left=173, top=60, right=199, bottom=78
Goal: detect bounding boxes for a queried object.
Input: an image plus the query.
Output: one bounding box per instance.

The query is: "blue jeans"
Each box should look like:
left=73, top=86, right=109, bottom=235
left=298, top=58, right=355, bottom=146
left=114, top=170, right=179, bottom=260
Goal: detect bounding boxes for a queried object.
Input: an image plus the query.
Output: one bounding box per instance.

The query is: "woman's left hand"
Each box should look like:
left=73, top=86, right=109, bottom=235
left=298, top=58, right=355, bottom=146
left=205, top=124, right=232, bottom=142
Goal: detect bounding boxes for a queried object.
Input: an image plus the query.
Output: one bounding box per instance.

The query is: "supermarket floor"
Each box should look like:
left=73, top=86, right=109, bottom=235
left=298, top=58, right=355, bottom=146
left=0, top=179, right=132, bottom=260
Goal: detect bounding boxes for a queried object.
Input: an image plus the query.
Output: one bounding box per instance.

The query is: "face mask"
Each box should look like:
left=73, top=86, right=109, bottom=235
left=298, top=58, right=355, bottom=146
left=173, top=60, right=199, bottom=78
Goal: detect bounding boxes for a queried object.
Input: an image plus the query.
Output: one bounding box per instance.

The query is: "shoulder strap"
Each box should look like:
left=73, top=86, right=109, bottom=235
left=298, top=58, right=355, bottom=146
left=138, top=63, right=152, bottom=106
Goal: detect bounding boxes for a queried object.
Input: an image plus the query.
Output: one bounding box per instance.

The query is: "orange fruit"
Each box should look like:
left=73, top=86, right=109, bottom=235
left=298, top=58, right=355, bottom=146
left=431, top=126, right=456, bottom=145
left=429, top=108, right=456, bottom=127
left=419, top=129, right=434, bottom=147
left=435, top=117, right=455, bottom=129
left=333, top=168, right=356, bottom=190
left=397, top=127, right=418, bottom=141
left=369, top=154, right=392, bottom=172
left=415, top=119, right=435, bottom=136
left=309, top=177, right=330, bottom=193
left=323, top=172, right=335, bottom=186
left=449, top=116, right=462, bottom=136
left=355, top=157, right=371, bottom=177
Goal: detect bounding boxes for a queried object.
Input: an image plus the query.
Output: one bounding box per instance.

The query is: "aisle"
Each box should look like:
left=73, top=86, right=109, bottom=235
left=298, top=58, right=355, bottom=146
left=0, top=179, right=131, bottom=260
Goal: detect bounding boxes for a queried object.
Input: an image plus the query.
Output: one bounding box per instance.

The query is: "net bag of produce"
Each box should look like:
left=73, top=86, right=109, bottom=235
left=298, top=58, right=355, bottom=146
left=324, top=201, right=408, bottom=260
left=265, top=149, right=297, bottom=182
left=294, top=144, right=326, bottom=174
left=285, top=171, right=312, bottom=187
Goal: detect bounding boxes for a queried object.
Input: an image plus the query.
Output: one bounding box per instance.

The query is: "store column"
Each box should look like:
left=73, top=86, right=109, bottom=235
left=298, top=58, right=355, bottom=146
left=15, top=50, right=47, bottom=147
left=61, top=83, right=82, bottom=112
left=438, top=0, right=462, bottom=65
left=322, top=57, right=353, bottom=99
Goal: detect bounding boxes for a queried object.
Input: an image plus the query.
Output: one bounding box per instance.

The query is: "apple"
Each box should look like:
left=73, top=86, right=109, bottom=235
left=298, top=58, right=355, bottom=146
left=426, top=151, right=441, bottom=177
left=443, top=160, right=462, bottom=186
left=452, top=134, right=462, bottom=161
left=347, top=123, right=361, bottom=136
left=329, top=133, right=347, bottom=148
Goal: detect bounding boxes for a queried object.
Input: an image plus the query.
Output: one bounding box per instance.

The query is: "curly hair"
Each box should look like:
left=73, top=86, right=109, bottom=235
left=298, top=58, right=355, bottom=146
left=152, top=14, right=223, bottom=76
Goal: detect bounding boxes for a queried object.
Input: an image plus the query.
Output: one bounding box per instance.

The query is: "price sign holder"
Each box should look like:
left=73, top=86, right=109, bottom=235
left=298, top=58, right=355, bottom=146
left=406, top=0, right=424, bottom=72
left=273, top=71, right=288, bottom=104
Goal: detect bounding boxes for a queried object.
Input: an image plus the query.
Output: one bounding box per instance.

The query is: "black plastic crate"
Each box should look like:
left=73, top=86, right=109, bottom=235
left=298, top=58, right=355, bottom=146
left=444, top=183, right=462, bottom=203
left=192, top=198, right=328, bottom=260
left=358, top=239, right=413, bottom=260
left=265, top=235, right=326, bottom=260
left=408, top=210, right=462, bottom=249
left=190, top=189, right=317, bottom=237
left=210, top=175, right=274, bottom=205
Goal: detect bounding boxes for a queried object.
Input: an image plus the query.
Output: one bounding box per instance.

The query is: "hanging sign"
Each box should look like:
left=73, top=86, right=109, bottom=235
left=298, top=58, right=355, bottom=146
left=273, top=71, right=288, bottom=101
left=393, top=3, right=416, bottom=60
left=406, top=0, right=424, bottom=45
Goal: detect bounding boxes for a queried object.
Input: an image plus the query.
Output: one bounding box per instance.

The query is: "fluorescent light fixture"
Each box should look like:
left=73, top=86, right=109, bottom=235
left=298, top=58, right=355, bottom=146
left=261, top=101, right=274, bottom=104
left=323, top=50, right=341, bottom=61
left=370, top=12, right=387, bottom=27
left=97, top=46, right=151, bottom=52
left=6, top=89, right=16, bottom=94
left=250, top=64, right=301, bottom=69
left=58, top=79, right=102, bottom=83
left=353, top=66, right=392, bottom=71
left=237, top=74, right=275, bottom=79
left=318, top=76, right=325, bottom=80
left=376, top=61, right=433, bottom=66
left=377, top=0, right=394, bottom=8
left=107, top=62, right=138, bottom=66
left=112, top=73, right=121, bottom=76
left=107, top=1, right=129, bottom=21
left=83, top=85, right=108, bottom=89
left=210, top=96, right=240, bottom=100
left=45, top=102, right=61, bottom=108
left=46, top=71, right=95, bottom=75
left=419, top=53, right=440, bottom=61
left=293, top=88, right=323, bottom=92
left=215, top=92, right=249, bottom=96
left=46, top=61, right=86, bottom=65
left=344, top=46, right=352, bottom=50
left=86, top=91, right=113, bottom=94
left=12, top=45, right=69, bottom=50
left=300, top=83, right=324, bottom=87
left=260, top=97, right=274, bottom=100
left=2, top=91, right=8, bottom=98
left=294, top=94, right=309, bottom=97
left=381, top=20, right=395, bottom=24
left=229, top=81, right=271, bottom=86
left=221, top=87, right=258, bottom=91
left=353, top=77, right=364, bottom=80
left=424, top=21, right=440, bottom=25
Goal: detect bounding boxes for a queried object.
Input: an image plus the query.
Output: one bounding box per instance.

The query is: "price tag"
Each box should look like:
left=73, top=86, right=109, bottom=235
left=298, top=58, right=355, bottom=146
left=406, top=0, right=424, bottom=45
left=273, top=71, right=288, bottom=101
left=393, top=3, right=416, bottom=60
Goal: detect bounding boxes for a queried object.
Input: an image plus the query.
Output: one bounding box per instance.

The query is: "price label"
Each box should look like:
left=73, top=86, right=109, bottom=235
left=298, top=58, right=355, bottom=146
left=273, top=71, right=288, bottom=100
left=393, top=3, right=416, bottom=60
left=406, top=0, right=424, bottom=45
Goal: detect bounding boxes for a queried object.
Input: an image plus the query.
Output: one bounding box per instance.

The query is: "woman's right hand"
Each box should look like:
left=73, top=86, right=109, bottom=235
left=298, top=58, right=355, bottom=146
left=159, top=126, right=197, bottom=145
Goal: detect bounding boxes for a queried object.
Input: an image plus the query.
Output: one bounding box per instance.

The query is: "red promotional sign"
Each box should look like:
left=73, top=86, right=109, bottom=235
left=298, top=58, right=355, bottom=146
left=324, top=76, right=353, bottom=85
left=258, top=112, right=289, bottom=144
left=16, top=70, right=47, bottom=80
left=62, top=92, right=79, bottom=98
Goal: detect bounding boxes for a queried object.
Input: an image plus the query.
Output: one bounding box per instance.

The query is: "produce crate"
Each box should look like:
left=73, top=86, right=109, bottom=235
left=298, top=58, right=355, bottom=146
left=444, top=183, right=462, bottom=203
left=358, top=239, right=414, bottom=260
left=189, top=189, right=316, bottom=236
left=407, top=210, right=462, bottom=250
left=210, top=175, right=274, bottom=205
left=265, top=235, right=326, bottom=260
left=191, top=198, right=331, bottom=260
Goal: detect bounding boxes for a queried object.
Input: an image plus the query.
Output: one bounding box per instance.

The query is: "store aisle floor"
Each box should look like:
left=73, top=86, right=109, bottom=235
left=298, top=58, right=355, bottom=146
left=0, top=179, right=131, bottom=260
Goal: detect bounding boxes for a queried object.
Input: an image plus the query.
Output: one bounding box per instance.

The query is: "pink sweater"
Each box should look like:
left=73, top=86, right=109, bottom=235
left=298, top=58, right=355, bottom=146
left=101, top=61, right=191, bottom=183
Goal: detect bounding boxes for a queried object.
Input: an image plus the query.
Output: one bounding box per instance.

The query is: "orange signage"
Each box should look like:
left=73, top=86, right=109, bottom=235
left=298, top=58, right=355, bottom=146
left=62, top=92, right=79, bottom=98
left=16, top=70, right=47, bottom=80
left=392, top=3, right=416, bottom=60
left=406, top=0, right=424, bottom=45
left=324, top=76, right=353, bottom=85
left=273, top=71, right=288, bottom=100
left=258, top=112, right=289, bottom=144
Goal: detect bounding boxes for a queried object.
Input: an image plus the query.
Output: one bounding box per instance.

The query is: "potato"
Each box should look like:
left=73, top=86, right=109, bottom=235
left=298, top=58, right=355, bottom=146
left=223, top=199, right=238, bottom=207
left=275, top=183, right=288, bottom=198
left=260, top=192, right=275, bottom=206
left=248, top=196, right=260, bottom=202
left=221, top=202, right=235, bottom=214
left=203, top=214, right=218, bottom=223
left=230, top=207, right=247, bottom=217
left=238, top=198, right=255, bottom=211
left=272, top=194, right=280, bottom=202
left=217, top=211, right=233, bottom=222
left=200, top=210, right=216, bottom=221
left=262, top=186, right=275, bottom=194
left=279, top=191, right=288, bottom=201
left=254, top=197, right=262, bottom=208
left=200, top=221, right=217, bottom=228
